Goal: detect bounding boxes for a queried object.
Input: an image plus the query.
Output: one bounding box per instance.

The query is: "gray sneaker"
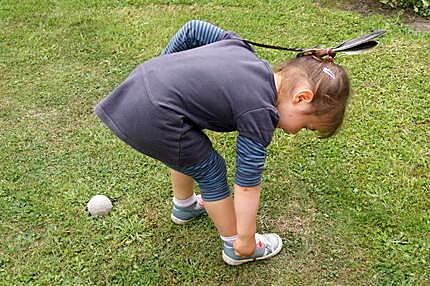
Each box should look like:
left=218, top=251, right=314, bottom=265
left=222, top=233, right=283, bottom=265
left=171, top=194, right=206, bottom=224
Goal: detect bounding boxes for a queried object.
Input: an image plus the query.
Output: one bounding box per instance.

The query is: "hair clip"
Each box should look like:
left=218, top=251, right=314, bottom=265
left=323, top=67, right=336, bottom=79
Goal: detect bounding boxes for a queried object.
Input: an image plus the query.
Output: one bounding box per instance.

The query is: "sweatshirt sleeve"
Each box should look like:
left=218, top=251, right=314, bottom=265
left=234, top=135, right=267, bottom=187
left=236, top=107, right=278, bottom=147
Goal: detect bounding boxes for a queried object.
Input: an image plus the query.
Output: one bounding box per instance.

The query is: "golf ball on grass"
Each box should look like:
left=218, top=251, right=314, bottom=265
left=87, top=195, right=113, bottom=216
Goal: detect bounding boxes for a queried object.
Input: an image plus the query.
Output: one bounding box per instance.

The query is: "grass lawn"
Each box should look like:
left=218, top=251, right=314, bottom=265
left=1, top=0, right=429, bottom=285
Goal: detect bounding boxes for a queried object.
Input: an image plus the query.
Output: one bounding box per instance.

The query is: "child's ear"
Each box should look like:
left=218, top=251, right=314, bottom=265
left=293, top=89, right=314, bottom=103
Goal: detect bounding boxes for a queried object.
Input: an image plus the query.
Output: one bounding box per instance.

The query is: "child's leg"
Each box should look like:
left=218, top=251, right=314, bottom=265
left=204, top=196, right=237, bottom=237
left=171, top=163, right=236, bottom=237
left=170, top=169, right=194, bottom=200
left=161, top=20, right=224, bottom=55
left=169, top=150, right=282, bottom=265
left=171, top=166, right=236, bottom=235
left=170, top=169, right=236, bottom=238
left=169, top=150, right=237, bottom=237
left=170, top=169, right=206, bottom=224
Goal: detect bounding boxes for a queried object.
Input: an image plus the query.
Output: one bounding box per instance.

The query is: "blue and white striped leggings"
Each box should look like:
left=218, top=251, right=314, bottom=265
left=162, top=20, right=224, bottom=55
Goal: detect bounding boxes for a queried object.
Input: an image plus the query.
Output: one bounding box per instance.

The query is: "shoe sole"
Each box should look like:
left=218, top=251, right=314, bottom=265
left=170, top=213, right=193, bottom=225
left=222, top=234, right=283, bottom=266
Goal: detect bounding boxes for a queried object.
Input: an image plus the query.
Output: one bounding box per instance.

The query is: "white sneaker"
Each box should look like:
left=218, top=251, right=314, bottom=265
left=222, top=233, right=283, bottom=265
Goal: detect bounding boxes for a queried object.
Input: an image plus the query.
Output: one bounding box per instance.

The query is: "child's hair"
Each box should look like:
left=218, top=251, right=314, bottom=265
left=273, top=56, right=351, bottom=138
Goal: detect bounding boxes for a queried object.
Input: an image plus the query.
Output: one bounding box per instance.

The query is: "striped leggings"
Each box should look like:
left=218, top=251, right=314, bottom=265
left=162, top=20, right=224, bottom=55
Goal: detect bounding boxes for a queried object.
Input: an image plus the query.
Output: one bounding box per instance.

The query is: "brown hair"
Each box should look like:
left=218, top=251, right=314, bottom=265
left=273, top=56, right=351, bottom=138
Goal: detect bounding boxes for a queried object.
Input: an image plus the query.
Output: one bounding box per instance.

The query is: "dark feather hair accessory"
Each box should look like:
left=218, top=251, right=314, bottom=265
left=244, top=29, right=386, bottom=61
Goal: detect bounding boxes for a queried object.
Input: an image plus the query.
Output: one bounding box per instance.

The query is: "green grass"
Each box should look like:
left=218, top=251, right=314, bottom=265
left=1, top=0, right=429, bottom=285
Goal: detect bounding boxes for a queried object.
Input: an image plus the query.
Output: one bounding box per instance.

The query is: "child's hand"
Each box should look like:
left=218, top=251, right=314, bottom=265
left=234, top=235, right=256, bottom=257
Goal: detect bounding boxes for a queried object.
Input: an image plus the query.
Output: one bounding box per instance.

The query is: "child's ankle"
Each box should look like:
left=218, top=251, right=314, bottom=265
left=220, top=234, right=237, bottom=247
left=173, top=194, right=197, bottom=207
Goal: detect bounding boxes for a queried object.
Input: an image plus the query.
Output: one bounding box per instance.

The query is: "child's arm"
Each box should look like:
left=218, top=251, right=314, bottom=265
left=162, top=20, right=224, bottom=55
left=233, top=136, right=267, bottom=256
left=234, top=183, right=260, bottom=256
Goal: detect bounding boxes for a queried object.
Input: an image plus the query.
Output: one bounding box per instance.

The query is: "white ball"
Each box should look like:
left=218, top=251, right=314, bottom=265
left=87, top=195, right=113, bottom=216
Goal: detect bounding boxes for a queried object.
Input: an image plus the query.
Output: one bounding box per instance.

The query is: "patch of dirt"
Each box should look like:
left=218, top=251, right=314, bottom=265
left=315, top=0, right=430, bottom=32
left=271, top=204, right=317, bottom=236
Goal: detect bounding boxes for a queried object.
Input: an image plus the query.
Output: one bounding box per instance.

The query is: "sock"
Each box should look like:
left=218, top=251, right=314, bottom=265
left=220, top=234, right=237, bottom=247
left=173, top=193, right=197, bottom=208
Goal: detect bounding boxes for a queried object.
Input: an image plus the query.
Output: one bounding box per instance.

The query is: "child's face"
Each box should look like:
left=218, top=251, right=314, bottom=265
left=277, top=104, right=323, bottom=134
left=275, top=87, right=324, bottom=135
